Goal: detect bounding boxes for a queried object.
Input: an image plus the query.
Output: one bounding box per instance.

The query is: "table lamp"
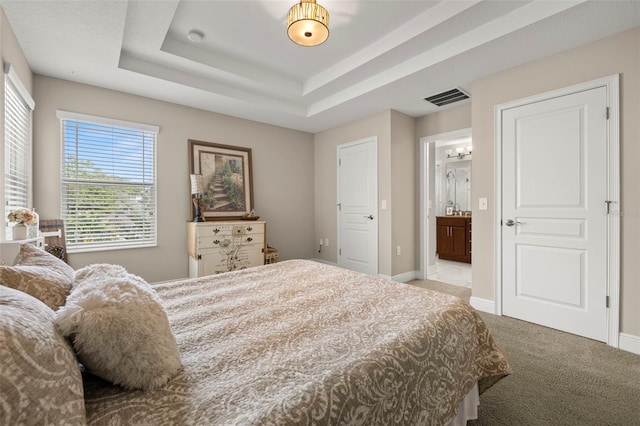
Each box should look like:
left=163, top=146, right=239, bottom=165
left=190, top=174, right=204, bottom=222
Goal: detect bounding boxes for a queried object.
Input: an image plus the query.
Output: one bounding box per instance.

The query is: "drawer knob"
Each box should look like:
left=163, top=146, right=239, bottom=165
left=247, top=226, right=253, bottom=231
left=213, top=239, right=220, bottom=245
left=213, top=228, right=220, bottom=234
left=246, top=237, right=253, bottom=242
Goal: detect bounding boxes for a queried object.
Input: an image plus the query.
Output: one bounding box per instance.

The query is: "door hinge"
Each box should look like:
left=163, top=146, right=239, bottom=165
left=606, top=107, right=610, bottom=120
left=339, top=248, right=341, bottom=255
left=337, top=203, right=341, bottom=211
left=338, top=158, right=341, bottom=166
left=606, top=296, right=610, bottom=308
left=605, top=200, right=612, bottom=214
left=197, top=254, right=202, bottom=260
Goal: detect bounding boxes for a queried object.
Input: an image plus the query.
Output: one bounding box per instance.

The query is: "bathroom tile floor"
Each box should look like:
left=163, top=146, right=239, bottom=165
left=427, top=258, right=471, bottom=287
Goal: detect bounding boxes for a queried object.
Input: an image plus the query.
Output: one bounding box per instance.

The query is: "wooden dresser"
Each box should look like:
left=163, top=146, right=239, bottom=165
left=188, top=221, right=266, bottom=278
left=436, top=216, right=471, bottom=263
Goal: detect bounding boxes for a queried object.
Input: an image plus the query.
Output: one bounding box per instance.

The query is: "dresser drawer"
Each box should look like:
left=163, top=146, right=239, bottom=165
left=188, top=220, right=267, bottom=278
left=195, top=223, right=264, bottom=237
left=197, top=233, right=264, bottom=249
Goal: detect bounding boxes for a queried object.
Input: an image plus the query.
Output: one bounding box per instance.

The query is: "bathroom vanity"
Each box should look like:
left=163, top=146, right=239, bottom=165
left=436, top=215, right=471, bottom=264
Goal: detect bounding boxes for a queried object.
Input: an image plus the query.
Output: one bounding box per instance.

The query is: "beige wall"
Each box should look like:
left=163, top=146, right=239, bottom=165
left=471, top=28, right=640, bottom=335
left=390, top=110, right=416, bottom=276
left=415, top=103, right=471, bottom=139
left=313, top=109, right=417, bottom=278
left=33, top=76, right=315, bottom=283
left=313, top=110, right=392, bottom=274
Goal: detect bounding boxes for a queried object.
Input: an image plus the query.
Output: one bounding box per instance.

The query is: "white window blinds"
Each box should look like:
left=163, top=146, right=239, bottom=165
left=4, top=64, right=34, bottom=240
left=58, top=111, right=158, bottom=252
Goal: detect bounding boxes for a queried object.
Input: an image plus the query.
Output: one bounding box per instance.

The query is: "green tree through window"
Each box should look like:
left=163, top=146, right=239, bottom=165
left=59, top=113, right=157, bottom=252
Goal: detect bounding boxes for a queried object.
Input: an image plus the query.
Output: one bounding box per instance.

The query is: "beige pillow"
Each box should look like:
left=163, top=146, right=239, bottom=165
left=0, top=243, right=75, bottom=311
left=0, top=285, right=86, bottom=425
left=56, top=264, right=182, bottom=390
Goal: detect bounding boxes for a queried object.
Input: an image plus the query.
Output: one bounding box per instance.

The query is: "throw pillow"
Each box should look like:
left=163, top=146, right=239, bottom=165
left=0, top=243, right=75, bottom=310
left=56, top=264, right=182, bottom=390
left=0, top=285, right=86, bottom=425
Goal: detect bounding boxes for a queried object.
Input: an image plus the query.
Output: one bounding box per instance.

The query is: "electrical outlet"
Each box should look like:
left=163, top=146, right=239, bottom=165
left=396, top=246, right=401, bottom=256
left=381, top=200, right=387, bottom=209
left=324, top=238, right=329, bottom=247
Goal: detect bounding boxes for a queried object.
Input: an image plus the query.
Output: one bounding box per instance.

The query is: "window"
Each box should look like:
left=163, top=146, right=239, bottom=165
left=58, top=111, right=158, bottom=252
left=4, top=64, right=35, bottom=240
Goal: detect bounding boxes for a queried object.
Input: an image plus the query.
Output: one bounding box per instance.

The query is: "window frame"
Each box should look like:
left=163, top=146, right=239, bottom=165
left=4, top=63, right=35, bottom=241
left=57, top=110, right=159, bottom=253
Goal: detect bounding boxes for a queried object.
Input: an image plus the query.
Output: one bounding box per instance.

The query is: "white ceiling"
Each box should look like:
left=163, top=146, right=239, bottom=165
left=3, top=0, right=639, bottom=133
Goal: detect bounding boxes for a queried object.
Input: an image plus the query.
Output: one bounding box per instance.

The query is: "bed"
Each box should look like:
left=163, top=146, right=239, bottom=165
left=1, top=246, right=509, bottom=426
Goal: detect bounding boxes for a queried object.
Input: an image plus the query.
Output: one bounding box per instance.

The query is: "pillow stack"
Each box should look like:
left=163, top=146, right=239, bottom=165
left=0, top=243, right=182, bottom=424
left=0, top=242, right=75, bottom=310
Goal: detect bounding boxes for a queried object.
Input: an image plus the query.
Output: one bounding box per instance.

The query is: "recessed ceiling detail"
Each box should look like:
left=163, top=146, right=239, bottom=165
left=424, top=88, right=470, bottom=107
left=3, top=0, right=639, bottom=133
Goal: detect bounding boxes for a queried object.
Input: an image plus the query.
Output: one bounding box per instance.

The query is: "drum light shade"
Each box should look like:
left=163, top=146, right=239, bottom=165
left=287, top=0, right=329, bottom=47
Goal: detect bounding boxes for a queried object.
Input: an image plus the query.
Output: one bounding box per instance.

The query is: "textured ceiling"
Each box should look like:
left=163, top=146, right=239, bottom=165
left=3, top=0, right=639, bottom=133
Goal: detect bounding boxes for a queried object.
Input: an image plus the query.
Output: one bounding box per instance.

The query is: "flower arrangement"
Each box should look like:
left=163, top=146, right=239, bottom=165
left=7, top=208, right=37, bottom=225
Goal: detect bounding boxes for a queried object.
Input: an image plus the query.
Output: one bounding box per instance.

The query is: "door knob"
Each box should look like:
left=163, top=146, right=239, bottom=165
left=365, top=215, right=374, bottom=220
left=505, top=219, right=521, bottom=227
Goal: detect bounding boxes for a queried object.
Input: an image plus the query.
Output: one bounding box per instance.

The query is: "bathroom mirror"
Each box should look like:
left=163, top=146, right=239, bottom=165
left=443, top=160, right=471, bottom=214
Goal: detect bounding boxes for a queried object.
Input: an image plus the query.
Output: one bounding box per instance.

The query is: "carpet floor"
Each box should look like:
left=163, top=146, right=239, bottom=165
left=407, top=279, right=640, bottom=426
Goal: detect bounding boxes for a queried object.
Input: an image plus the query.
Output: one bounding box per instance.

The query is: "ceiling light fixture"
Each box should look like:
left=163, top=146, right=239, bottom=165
left=187, top=30, right=203, bottom=43
left=287, top=0, right=329, bottom=47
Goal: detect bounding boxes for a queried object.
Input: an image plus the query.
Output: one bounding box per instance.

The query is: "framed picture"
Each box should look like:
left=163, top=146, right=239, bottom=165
left=446, top=206, right=454, bottom=216
left=188, top=139, right=253, bottom=220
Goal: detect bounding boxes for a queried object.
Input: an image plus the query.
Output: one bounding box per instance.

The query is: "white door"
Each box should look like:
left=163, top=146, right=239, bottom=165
left=338, top=137, right=378, bottom=275
left=502, top=86, right=609, bottom=342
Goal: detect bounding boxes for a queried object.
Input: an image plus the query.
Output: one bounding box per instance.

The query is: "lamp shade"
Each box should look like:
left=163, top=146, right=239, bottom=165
left=287, top=0, right=329, bottom=47
left=190, top=174, right=203, bottom=195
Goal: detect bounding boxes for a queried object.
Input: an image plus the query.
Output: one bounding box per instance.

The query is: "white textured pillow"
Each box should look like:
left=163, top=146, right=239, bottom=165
left=0, top=286, right=86, bottom=425
left=55, top=264, right=182, bottom=390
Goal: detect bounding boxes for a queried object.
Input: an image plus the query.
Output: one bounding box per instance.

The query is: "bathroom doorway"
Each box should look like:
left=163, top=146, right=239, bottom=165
left=419, top=129, right=472, bottom=287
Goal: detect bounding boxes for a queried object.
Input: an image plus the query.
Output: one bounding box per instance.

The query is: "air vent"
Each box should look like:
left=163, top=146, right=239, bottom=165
left=424, top=88, right=470, bottom=107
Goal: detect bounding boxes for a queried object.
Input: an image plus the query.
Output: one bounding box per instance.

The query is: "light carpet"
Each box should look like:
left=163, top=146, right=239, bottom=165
left=407, top=279, right=640, bottom=426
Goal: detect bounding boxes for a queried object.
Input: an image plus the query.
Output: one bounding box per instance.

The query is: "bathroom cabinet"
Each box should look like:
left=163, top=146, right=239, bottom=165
left=436, top=216, right=471, bottom=263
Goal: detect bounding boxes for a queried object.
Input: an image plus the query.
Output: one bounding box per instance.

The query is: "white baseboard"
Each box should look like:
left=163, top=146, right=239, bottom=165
left=469, top=296, right=496, bottom=314
left=392, top=270, right=418, bottom=283
left=309, top=258, right=337, bottom=266
left=619, top=333, right=640, bottom=355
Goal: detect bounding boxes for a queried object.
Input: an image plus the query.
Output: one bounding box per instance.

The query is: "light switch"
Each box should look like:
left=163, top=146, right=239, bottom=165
left=381, top=200, right=387, bottom=209
left=479, top=198, right=488, bottom=211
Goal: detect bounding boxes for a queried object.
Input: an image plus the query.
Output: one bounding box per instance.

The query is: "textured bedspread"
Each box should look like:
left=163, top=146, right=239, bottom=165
left=84, top=260, right=509, bottom=425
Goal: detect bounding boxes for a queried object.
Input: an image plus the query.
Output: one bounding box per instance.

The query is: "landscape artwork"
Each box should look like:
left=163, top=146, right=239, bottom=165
left=189, top=140, right=253, bottom=219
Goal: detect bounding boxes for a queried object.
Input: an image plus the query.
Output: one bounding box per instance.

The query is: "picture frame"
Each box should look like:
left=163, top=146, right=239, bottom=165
left=446, top=206, right=454, bottom=216
left=188, top=139, right=253, bottom=220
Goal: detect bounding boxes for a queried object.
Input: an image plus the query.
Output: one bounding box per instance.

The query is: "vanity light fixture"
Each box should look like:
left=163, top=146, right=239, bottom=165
left=447, top=146, right=472, bottom=160
left=287, top=0, right=329, bottom=47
